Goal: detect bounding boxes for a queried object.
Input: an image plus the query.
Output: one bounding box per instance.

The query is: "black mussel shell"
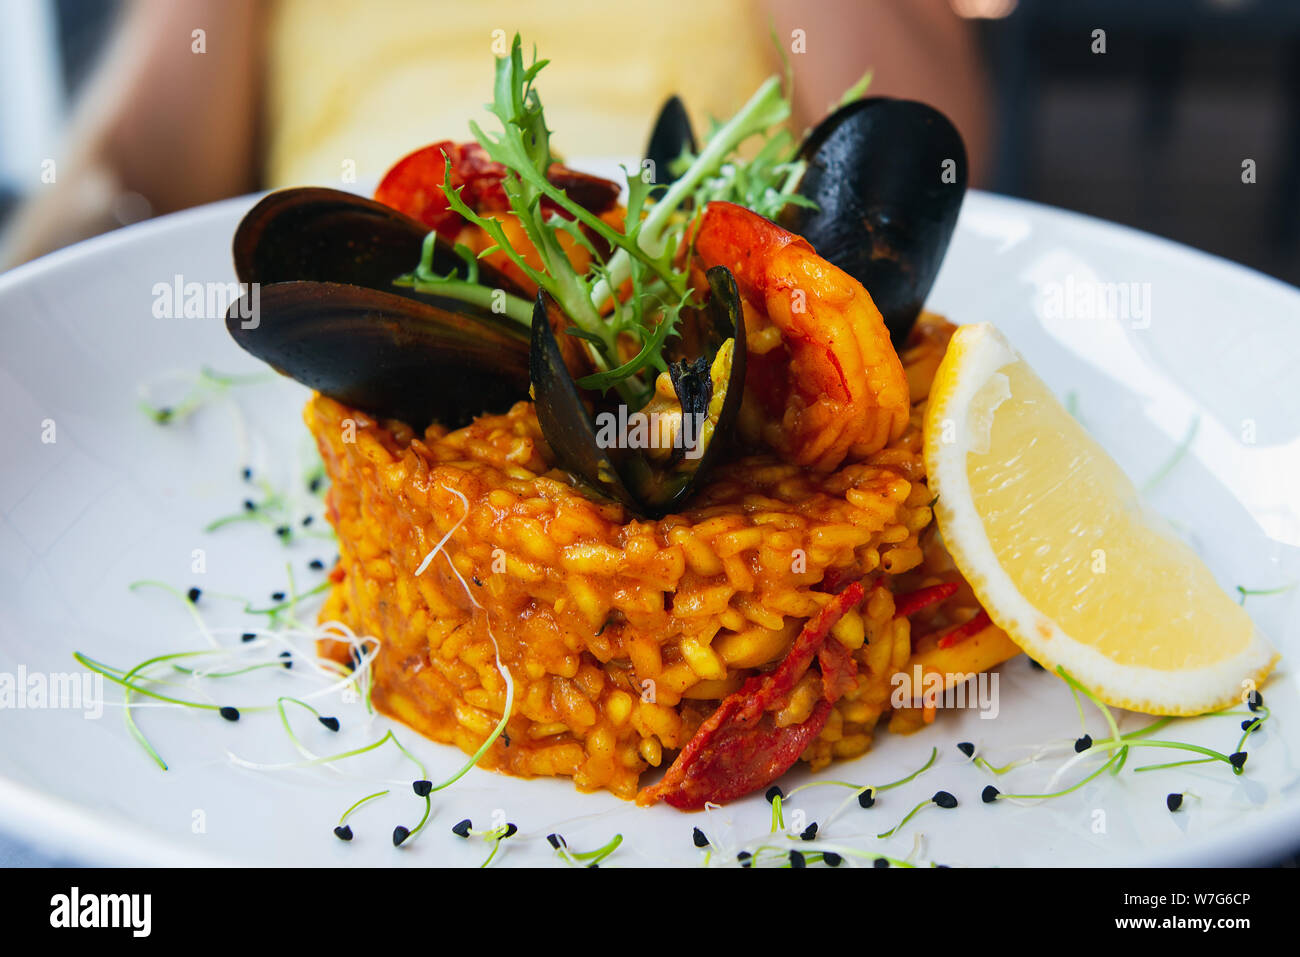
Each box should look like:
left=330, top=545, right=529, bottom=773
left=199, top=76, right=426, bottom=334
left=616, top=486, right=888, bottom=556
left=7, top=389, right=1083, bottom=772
left=530, top=266, right=746, bottom=517
left=530, top=294, right=637, bottom=510
left=233, top=187, right=528, bottom=300
left=782, top=97, right=967, bottom=346
left=225, top=281, right=529, bottom=430
left=644, top=95, right=696, bottom=188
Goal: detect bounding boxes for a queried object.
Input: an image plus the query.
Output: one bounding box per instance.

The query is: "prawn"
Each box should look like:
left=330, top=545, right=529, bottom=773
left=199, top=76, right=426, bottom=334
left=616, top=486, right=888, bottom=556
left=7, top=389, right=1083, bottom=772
left=692, top=201, right=910, bottom=471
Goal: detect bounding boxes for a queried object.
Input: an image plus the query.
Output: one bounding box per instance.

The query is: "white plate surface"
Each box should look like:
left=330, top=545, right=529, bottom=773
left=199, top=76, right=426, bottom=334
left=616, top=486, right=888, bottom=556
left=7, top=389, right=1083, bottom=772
left=0, top=188, right=1297, bottom=867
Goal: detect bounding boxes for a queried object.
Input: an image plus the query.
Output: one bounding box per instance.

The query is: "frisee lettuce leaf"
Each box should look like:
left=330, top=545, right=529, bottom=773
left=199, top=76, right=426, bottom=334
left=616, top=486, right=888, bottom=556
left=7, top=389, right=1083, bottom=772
left=397, top=33, right=806, bottom=408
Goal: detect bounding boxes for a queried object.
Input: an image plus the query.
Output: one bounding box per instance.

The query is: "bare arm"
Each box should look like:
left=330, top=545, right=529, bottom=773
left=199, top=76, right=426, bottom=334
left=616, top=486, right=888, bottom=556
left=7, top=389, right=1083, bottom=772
left=762, top=0, right=991, bottom=186
left=1, top=0, right=264, bottom=268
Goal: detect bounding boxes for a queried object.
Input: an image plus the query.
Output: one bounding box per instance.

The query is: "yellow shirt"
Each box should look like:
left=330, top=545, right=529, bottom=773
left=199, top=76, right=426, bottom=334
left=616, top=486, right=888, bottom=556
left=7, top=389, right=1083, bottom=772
left=264, top=0, right=777, bottom=187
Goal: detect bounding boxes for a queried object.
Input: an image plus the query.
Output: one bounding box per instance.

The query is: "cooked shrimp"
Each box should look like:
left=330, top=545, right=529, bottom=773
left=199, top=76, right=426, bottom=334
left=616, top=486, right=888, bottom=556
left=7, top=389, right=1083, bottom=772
left=692, top=201, right=910, bottom=471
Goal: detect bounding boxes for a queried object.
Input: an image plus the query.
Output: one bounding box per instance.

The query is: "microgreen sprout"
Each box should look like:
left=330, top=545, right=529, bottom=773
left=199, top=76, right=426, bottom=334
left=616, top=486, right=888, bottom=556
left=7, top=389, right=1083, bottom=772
left=550, top=832, right=623, bottom=868
left=450, top=820, right=521, bottom=867
left=1235, top=582, right=1297, bottom=605
left=1140, top=414, right=1200, bottom=495
left=334, top=790, right=390, bottom=841
left=781, top=746, right=938, bottom=826
left=876, top=790, right=958, bottom=839
left=138, top=366, right=272, bottom=426
left=976, top=668, right=1271, bottom=803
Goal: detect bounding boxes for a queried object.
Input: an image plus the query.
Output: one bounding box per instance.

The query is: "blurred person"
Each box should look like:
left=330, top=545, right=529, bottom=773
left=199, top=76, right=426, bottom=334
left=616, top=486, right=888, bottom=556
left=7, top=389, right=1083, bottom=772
left=0, top=0, right=990, bottom=268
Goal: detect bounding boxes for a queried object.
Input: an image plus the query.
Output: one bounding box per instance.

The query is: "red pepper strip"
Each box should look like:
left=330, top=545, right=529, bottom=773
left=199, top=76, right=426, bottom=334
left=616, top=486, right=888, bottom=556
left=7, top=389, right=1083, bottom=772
left=636, top=582, right=865, bottom=810
left=892, top=581, right=959, bottom=618
left=374, top=141, right=620, bottom=237
left=936, top=610, right=993, bottom=649
left=817, top=631, right=859, bottom=703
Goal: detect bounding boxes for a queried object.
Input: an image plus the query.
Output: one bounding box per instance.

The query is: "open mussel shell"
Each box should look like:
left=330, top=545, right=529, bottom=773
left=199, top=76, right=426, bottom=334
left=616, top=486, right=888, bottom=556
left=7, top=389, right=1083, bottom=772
left=225, top=281, right=530, bottom=430
left=644, top=95, right=696, bottom=188
left=782, top=97, right=967, bottom=346
left=530, top=265, right=746, bottom=518
left=233, top=186, right=527, bottom=300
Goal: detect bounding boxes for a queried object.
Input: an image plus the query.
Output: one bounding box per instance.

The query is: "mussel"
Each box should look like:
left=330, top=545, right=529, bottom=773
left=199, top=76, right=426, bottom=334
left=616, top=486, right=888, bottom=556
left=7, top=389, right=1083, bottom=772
left=781, top=97, right=967, bottom=346
left=225, top=187, right=532, bottom=428
left=225, top=183, right=745, bottom=514
left=643, top=93, right=967, bottom=345
left=226, top=281, right=529, bottom=430
left=530, top=266, right=746, bottom=517
left=644, top=95, right=696, bottom=187
left=232, top=187, right=530, bottom=300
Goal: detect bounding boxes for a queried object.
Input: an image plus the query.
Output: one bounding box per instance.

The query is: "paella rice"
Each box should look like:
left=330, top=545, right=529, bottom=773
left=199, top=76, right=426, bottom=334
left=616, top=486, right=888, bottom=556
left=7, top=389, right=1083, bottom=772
left=312, top=313, right=1019, bottom=801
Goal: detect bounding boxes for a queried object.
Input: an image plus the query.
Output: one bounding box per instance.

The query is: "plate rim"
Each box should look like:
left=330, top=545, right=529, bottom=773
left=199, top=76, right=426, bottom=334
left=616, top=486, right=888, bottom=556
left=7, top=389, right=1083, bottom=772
left=1, top=188, right=1296, bottom=867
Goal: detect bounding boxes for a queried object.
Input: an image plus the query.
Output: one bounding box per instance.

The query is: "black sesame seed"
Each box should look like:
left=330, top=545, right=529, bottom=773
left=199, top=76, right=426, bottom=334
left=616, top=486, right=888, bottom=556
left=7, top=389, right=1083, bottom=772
left=243, top=499, right=257, bottom=512
left=1229, top=751, right=1248, bottom=770
left=547, top=833, right=565, bottom=849
left=392, top=826, right=410, bottom=847
left=241, top=632, right=256, bottom=642
left=187, top=587, right=201, bottom=603
left=933, top=790, right=958, bottom=809
left=279, top=650, right=292, bottom=669
left=271, top=591, right=285, bottom=602
left=301, top=515, right=314, bottom=527
left=957, top=741, right=975, bottom=758
left=219, top=706, right=240, bottom=721
left=765, top=786, right=783, bottom=804
left=503, top=823, right=518, bottom=838
left=1247, top=690, right=1263, bottom=711
left=981, top=785, right=1000, bottom=803
left=857, top=788, right=875, bottom=809
left=1028, top=657, right=1045, bottom=671
left=789, top=850, right=806, bottom=868
left=451, top=818, right=472, bottom=838
left=587, top=862, right=599, bottom=869
left=502, top=731, right=511, bottom=748
left=873, top=857, right=890, bottom=868
left=1074, top=734, right=1093, bottom=753
left=472, top=576, right=484, bottom=587
left=737, top=851, right=752, bottom=868
left=333, top=825, right=352, bottom=841
left=934, top=863, right=951, bottom=869
left=1166, top=793, right=1183, bottom=812
left=275, top=525, right=290, bottom=539
left=309, top=559, right=325, bottom=571
left=309, top=476, right=322, bottom=493
left=823, top=851, right=842, bottom=867
left=242, top=467, right=252, bottom=481
left=1242, top=718, right=1259, bottom=732
left=412, top=780, right=432, bottom=797
left=800, top=823, right=818, bottom=841
left=318, top=716, right=340, bottom=732
left=692, top=826, right=709, bottom=848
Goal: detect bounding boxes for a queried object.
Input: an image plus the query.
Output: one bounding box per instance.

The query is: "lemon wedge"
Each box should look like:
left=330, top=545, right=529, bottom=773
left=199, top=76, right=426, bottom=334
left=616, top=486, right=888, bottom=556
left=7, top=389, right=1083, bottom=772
left=923, top=322, right=1277, bottom=715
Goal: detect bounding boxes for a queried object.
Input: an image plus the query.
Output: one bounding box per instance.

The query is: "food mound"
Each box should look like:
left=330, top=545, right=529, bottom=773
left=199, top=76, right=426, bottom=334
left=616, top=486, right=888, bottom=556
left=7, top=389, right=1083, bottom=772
left=226, top=35, right=1011, bottom=808
left=311, top=316, right=1017, bottom=804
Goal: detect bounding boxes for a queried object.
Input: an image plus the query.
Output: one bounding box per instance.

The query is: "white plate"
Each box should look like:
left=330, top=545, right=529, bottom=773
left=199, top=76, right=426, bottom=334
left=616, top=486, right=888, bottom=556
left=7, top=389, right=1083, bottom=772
left=1, top=189, right=1297, bottom=867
